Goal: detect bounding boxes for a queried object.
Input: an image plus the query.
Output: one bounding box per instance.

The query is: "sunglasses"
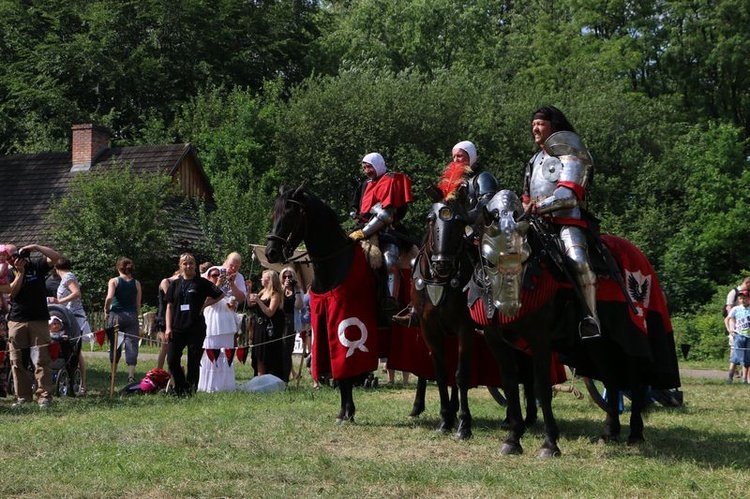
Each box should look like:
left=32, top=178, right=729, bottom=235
left=208, top=272, right=220, bottom=278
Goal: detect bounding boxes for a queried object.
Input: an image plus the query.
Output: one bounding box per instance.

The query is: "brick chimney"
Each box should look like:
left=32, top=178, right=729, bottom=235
left=71, top=124, right=110, bottom=172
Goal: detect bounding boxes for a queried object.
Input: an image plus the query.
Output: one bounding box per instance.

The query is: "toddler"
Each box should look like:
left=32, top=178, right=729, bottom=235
left=0, top=245, right=10, bottom=313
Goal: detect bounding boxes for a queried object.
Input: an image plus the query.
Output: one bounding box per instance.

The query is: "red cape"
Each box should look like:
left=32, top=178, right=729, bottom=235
left=359, top=172, right=413, bottom=214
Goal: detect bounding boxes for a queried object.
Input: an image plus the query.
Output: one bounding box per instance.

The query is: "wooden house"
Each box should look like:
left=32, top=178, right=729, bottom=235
left=0, top=124, right=214, bottom=249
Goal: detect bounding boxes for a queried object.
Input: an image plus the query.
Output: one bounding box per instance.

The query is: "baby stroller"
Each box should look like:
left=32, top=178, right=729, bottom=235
left=7, top=304, right=83, bottom=397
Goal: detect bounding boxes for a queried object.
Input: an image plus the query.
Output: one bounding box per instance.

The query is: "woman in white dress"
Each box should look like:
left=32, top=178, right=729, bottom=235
left=198, top=266, right=239, bottom=392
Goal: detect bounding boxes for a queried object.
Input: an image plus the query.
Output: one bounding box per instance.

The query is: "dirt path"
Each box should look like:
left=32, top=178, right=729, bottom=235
left=679, top=368, right=728, bottom=380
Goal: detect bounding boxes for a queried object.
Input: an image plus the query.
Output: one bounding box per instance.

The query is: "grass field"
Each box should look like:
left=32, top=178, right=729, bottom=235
left=1, top=354, right=748, bottom=498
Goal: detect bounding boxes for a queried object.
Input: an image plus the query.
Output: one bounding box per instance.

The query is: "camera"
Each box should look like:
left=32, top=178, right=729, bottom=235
left=11, top=249, right=30, bottom=261
left=289, top=279, right=297, bottom=287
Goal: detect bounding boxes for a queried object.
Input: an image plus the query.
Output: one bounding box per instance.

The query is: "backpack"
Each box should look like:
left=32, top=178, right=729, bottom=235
left=723, top=287, right=740, bottom=318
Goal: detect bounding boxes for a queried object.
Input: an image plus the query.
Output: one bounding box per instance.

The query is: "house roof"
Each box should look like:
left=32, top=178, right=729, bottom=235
left=0, top=143, right=212, bottom=247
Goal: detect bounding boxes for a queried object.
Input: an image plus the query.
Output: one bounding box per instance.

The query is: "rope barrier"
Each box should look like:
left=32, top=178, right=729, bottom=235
left=2, top=319, right=299, bottom=357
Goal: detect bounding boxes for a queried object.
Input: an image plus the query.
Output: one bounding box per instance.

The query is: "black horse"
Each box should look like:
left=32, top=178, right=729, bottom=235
left=266, top=185, right=381, bottom=423
left=476, top=190, right=680, bottom=456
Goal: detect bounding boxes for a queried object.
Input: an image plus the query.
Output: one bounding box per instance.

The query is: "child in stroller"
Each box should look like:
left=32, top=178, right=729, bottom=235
left=6, top=304, right=83, bottom=398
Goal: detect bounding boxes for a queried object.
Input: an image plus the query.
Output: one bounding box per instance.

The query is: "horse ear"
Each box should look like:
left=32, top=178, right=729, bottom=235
left=292, top=181, right=307, bottom=198
left=425, top=185, right=443, bottom=202
left=482, top=205, right=493, bottom=225
left=454, top=183, right=469, bottom=202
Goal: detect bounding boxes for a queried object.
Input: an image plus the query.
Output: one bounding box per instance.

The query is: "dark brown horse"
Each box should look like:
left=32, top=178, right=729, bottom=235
left=266, top=186, right=380, bottom=423
left=475, top=190, right=680, bottom=456
left=407, top=194, right=479, bottom=439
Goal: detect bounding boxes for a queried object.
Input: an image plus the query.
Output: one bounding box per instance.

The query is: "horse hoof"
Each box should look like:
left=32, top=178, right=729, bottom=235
left=435, top=421, right=453, bottom=434
left=538, top=447, right=561, bottom=458
left=408, top=407, right=424, bottom=419
left=501, top=442, right=523, bottom=455
left=454, top=429, right=473, bottom=441
left=627, top=435, right=645, bottom=446
left=335, top=416, right=355, bottom=424
left=597, top=435, right=618, bottom=445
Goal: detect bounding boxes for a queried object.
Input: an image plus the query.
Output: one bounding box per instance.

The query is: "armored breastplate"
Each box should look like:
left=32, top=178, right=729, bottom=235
left=529, top=151, right=580, bottom=219
left=529, top=152, right=561, bottom=202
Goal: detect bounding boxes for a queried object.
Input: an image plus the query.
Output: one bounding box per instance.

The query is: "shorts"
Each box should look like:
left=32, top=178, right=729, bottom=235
left=730, top=334, right=750, bottom=367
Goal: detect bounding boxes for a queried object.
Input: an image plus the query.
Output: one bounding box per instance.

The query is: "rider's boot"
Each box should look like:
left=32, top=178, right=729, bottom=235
left=578, top=267, right=601, bottom=340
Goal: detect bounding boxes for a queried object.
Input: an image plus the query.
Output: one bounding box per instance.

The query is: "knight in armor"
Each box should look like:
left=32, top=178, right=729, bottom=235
left=393, top=141, right=498, bottom=326
left=350, top=152, right=414, bottom=310
left=449, top=141, right=499, bottom=224
left=522, top=106, right=600, bottom=339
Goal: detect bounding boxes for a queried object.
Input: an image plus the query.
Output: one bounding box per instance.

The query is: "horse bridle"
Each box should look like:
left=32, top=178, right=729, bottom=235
left=267, top=196, right=308, bottom=264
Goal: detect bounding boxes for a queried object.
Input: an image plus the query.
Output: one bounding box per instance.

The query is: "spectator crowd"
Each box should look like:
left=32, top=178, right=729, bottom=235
left=0, top=243, right=310, bottom=406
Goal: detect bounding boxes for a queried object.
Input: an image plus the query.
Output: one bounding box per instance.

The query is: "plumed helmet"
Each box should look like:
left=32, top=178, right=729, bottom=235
left=362, top=152, right=386, bottom=177
left=452, top=140, right=477, bottom=167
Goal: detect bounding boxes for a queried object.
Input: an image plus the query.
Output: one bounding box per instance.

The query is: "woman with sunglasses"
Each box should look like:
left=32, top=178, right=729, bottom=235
left=198, top=266, right=240, bottom=392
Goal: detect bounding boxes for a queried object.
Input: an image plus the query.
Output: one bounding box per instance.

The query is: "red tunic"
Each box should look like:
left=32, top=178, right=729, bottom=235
left=359, top=172, right=413, bottom=215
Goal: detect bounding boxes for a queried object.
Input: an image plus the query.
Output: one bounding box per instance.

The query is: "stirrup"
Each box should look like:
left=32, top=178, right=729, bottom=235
left=579, top=315, right=601, bottom=339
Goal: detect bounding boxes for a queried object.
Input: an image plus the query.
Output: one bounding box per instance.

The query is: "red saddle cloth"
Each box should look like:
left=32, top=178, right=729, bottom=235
left=468, top=234, right=672, bottom=337
left=309, top=246, right=380, bottom=380
left=383, top=273, right=565, bottom=388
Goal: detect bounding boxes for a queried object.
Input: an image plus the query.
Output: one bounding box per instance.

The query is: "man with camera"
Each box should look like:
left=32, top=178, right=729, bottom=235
left=0, top=243, right=61, bottom=408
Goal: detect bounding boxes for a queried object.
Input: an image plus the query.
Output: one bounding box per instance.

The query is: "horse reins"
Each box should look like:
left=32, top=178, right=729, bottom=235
left=267, top=196, right=354, bottom=266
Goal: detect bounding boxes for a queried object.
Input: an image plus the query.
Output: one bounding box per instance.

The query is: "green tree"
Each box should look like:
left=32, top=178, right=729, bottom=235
left=658, top=122, right=750, bottom=312
left=0, top=0, right=322, bottom=151
left=171, top=85, right=282, bottom=263
left=46, top=166, right=177, bottom=310
left=317, top=0, right=509, bottom=75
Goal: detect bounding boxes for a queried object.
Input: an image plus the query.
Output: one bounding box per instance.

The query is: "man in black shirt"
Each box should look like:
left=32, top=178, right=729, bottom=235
left=165, top=253, right=223, bottom=396
left=1, top=243, right=61, bottom=408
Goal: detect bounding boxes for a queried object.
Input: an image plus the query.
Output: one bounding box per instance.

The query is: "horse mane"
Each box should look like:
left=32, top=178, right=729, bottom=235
left=274, top=185, right=348, bottom=239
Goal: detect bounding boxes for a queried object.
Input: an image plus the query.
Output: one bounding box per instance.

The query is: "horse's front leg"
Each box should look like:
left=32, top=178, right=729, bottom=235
left=336, top=377, right=355, bottom=424
left=453, top=326, right=474, bottom=440
left=424, top=332, right=455, bottom=434
left=627, top=384, right=647, bottom=445
left=486, top=331, right=525, bottom=455
left=600, top=382, right=622, bottom=443
left=533, top=347, right=560, bottom=458
left=409, top=377, right=428, bottom=418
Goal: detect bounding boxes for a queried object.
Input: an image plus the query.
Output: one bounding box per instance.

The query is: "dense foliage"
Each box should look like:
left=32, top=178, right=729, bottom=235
left=5, top=0, right=750, bottom=357
left=47, top=167, right=177, bottom=309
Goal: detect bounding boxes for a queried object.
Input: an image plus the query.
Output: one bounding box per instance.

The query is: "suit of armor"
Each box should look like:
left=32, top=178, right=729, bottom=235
left=524, top=131, right=600, bottom=338
left=467, top=169, right=499, bottom=223
left=353, top=170, right=413, bottom=300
